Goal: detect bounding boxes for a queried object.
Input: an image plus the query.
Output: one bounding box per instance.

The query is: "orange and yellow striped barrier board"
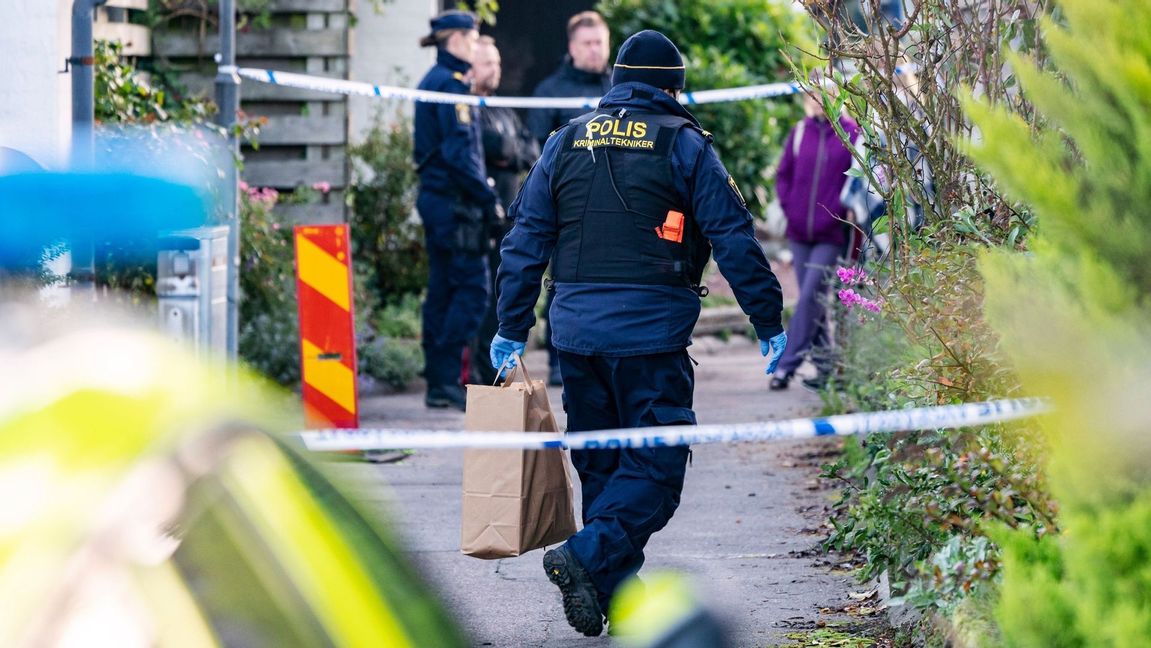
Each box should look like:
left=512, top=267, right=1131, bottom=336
left=294, top=224, right=359, bottom=429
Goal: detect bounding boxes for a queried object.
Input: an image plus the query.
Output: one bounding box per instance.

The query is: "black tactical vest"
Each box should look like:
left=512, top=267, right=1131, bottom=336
left=550, top=108, right=712, bottom=289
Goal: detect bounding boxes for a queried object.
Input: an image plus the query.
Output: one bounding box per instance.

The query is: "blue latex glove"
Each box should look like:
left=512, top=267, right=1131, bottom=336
left=760, top=331, right=788, bottom=376
left=490, top=334, right=527, bottom=379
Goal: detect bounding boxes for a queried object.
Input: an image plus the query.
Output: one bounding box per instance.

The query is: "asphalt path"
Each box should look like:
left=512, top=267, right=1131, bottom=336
left=337, top=337, right=863, bottom=647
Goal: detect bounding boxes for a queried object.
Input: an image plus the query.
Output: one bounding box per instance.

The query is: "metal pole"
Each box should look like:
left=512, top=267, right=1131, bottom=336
left=215, top=0, right=241, bottom=359
left=70, top=0, right=108, bottom=299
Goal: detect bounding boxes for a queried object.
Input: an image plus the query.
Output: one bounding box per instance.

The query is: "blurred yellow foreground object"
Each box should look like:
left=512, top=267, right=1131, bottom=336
left=610, top=571, right=729, bottom=648
left=0, top=311, right=465, bottom=648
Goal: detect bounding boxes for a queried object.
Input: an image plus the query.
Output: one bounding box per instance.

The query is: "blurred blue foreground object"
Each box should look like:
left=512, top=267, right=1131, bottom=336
left=0, top=172, right=208, bottom=267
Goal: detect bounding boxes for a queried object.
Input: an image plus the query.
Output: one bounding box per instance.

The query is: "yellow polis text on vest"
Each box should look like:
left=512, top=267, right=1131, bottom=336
left=573, top=119, right=655, bottom=150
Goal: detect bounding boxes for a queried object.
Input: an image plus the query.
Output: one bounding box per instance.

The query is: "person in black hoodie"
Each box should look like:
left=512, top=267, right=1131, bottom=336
left=527, top=11, right=613, bottom=386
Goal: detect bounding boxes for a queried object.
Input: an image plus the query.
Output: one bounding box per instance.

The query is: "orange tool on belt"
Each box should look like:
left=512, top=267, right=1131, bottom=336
left=655, top=210, right=685, bottom=243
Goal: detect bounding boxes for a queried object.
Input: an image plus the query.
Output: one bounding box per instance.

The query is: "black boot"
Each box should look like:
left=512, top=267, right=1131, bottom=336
left=543, top=545, right=604, bottom=637
left=425, top=384, right=466, bottom=411
left=802, top=373, right=846, bottom=392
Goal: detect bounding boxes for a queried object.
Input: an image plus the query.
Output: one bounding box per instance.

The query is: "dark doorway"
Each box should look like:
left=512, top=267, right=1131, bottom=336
left=445, top=1, right=601, bottom=97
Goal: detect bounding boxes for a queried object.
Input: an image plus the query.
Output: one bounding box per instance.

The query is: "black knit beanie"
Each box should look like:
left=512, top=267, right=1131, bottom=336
left=611, top=30, right=685, bottom=90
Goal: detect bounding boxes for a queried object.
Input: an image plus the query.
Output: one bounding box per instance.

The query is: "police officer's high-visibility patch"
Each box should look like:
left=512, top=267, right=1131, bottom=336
left=727, top=175, right=746, bottom=206
left=455, top=103, right=471, bottom=124
left=572, top=116, right=659, bottom=151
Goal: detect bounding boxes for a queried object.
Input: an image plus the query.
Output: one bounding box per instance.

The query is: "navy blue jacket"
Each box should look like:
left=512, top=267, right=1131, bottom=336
left=496, top=82, right=784, bottom=356
left=526, top=59, right=611, bottom=145
left=413, top=49, right=496, bottom=208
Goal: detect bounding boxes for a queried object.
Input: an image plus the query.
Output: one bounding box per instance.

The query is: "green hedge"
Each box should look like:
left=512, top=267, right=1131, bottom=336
left=968, top=0, right=1151, bottom=642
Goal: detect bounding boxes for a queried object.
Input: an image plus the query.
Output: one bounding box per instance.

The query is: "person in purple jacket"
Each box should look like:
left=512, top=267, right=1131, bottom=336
left=771, top=90, right=861, bottom=390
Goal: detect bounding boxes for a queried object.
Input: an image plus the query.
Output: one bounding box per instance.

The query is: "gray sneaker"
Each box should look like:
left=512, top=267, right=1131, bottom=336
left=543, top=545, right=604, bottom=637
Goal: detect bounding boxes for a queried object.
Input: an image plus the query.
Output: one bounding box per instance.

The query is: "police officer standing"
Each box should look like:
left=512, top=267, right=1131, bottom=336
left=413, top=11, right=499, bottom=411
left=527, top=10, right=613, bottom=387
left=490, top=30, right=789, bottom=636
left=469, top=36, right=540, bottom=385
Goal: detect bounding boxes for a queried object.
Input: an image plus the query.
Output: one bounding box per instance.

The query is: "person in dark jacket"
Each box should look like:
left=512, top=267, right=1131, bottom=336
left=526, top=11, right=613, bottom=146
left=469, top=36, right=541, bottom=385
left=770, top=91, right=861, bottom=390
left=489, top=30, right=788, bottom=637
left=413, top=10, right=500, bottom=411
left=526, top=11, right=613, bottom=387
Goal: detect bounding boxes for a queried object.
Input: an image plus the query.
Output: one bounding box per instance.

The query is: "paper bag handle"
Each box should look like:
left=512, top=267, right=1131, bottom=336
left=494, top=351, right=536, bottom=393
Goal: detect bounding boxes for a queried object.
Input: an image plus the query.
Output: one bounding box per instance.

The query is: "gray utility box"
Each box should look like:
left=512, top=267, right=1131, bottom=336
left=156, top=226, right=229, bottom=357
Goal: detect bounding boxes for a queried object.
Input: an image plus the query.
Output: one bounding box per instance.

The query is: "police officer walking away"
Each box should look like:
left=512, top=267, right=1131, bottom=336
left=413, top=11, right=500, bottom=411
left=527, top=10, right=613, bottom=387
left=469, top=36, right=540, bottom=385
left=490, top=31, right=789, bottom=636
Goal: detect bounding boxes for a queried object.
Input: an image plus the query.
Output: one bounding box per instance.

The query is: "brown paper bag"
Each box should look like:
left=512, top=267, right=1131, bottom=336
left=460, top=356, right=576, bottom=559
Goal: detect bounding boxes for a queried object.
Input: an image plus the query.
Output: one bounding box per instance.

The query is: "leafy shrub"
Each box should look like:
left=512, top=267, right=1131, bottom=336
left=347, top=110, right=426, bottom=300
left=796, top=0, right=1061, bottom=618
left=346, top=110, right=427, bottom=390
left=94, top=40, right=217, bottom=125
left=825, top=422, right=1055, bottom=607
left=359, top=337, right=423, bottom=391
left=819, top=241, right=1055, bottom=610
left=830, top=243, right=1017, bottom=411
left=597, top=0, right=815, bottom=214
left=964, top=0, right=1151, bottom=643
left=235, top=185, right=409, bottom=389
left=372, top=294, right=423, bottom=339
left=237, top=185, right=299, bottom=383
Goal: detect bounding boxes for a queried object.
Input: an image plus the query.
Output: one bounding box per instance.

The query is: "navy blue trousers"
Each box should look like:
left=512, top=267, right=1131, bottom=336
left=558, top=349, right=695, bottom=612
left=417, top=191, right=490, bottom=388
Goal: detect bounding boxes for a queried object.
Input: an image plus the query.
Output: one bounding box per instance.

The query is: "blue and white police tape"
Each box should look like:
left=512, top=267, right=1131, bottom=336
left=299, top=398, right=1047, bottom=452
left=237, top=67, right=801, bottom=109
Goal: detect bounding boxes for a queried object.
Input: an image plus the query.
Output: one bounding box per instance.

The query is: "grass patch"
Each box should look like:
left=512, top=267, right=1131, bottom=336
left=781, top=627, right=875, bottom=648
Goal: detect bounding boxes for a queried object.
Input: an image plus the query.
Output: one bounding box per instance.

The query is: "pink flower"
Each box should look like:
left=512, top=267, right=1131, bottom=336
left=838, top=288, right=863, bottom=307
left=836, top=265, right=871, bottom=286
left=243, top=185, right=279, bottom=208
left=311, top=181, right=332, bottom=194
left=838, top=287, right=884, bottom=315
left=239, top=181, right=250, bottom=192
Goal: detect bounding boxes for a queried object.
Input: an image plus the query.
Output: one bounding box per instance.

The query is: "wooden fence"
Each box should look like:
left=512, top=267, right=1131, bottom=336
left=129, top=0, right=353, bottom=223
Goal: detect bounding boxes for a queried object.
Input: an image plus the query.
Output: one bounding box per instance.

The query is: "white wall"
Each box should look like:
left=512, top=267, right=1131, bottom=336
left=348, top=0, right=437, bottom=141
left=0, top=0, right=74, bottom=168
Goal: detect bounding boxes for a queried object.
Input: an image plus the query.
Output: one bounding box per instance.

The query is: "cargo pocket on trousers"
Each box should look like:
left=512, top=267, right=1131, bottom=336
left=649, top=405, right=696, bottom=427
left=639, top=405, right=695, bottom=485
